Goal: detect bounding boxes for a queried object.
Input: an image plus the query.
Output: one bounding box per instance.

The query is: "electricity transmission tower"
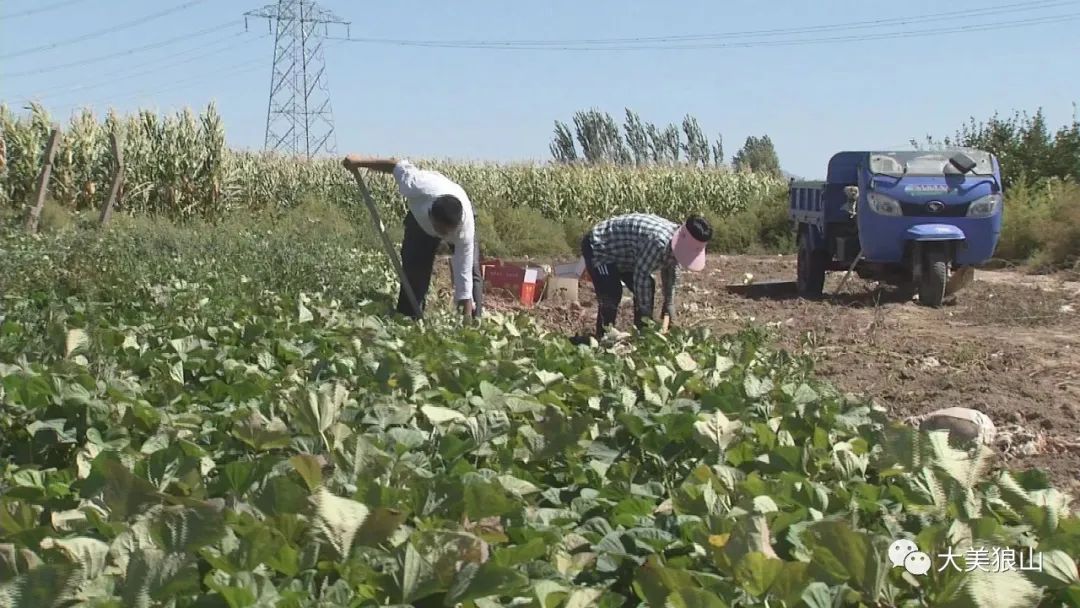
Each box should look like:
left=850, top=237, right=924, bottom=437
left=244, top=1, right=350, bottom=159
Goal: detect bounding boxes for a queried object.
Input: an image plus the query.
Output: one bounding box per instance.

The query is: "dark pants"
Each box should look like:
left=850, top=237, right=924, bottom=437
left=581, top=235, right=640, bottom=337
left=396, top=211, right=484, bottom=320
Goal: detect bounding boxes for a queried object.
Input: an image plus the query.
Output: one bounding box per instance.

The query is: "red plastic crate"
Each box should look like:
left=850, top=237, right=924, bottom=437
left=479, top=258, right=545, bottom=307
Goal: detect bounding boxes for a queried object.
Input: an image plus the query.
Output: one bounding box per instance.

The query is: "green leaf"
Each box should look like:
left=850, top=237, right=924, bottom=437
left=496, top=474, right=541, bottom=497
left=298, top=300, right=313, bottom=323
left=768, top=561, right=813, bottom=605
left=665, top=588, right=729, bottom=608
left=633, top=555, right=696, bottom=607
left=534, top=370, right=564, bottom=386
left=38, top=536, right=110, bottom=579
left=148, top=504, right=226, bottom=553
left=493, top=537, right=547, bottom=567
left=692, top=411, right=742, bottom=452
left=675, top=352, right=698, bottom=372
left=799, top=582, right=834, bottom=608
left=231, top=412, right=291, bottom=452
left=563, top=588, right=604, bottom=608
left=792, top=383, right=819, bottom=404
left=478, top=380, right=503, bottom=402
left=1025, top=549, right=1080, bottom=589
left=288, top=454, right=323, bottom=491
left=169, top=359, right=185, bottom=385
left=254, top=476, right=308, bottom=516
left=264, top=542, right=300, bottom=577
left=219, top=460, right=259, bottom=496
left=310, top=487, right=370, bottom=558
left=530, top=580, right=568, bottom=607
left=27, top=419, right=77, bottom=443
left=304, top=383, right=349, bottom=434
left=732, top=552, right=783, bottom=597
left=0, top=563, right=81, bottom=608
left=120, top=548, right=199, bottom=608
left=940, top=567, right=1043, bottom=608
left=0, top=544, right=42, bottom=580
left=1063, top=584, right=1080, bottom=605
left=445, top=562, right=529, bottom=605
left=751, top=495, right=778, bottom=514
left=744, top=373, right=770, bottom=399
left=713, top=355, right=735, bottom=373
left=85, top=454, right=163, bottom=521
left=464, top=479, right=518, bottom=520
left=65, top=328, right=88, bottom=357
left=400, top=542, right=431, bottom=604
left=716, top=515, right=778, bottom=564
left=205, top=571, right=280, bottom=608
left=802, top=520, right=886, bottom=600
left=421, top=405, right=467, bottom=425
left=257, top=351, right=275, bottom=371
left=354, top=507, right=408, bottom=547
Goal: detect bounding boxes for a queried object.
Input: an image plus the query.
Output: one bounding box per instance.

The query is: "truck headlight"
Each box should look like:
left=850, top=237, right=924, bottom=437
left=867, top=192, right=902, bottom=216
left=967, top=193, right=1002, bottom=218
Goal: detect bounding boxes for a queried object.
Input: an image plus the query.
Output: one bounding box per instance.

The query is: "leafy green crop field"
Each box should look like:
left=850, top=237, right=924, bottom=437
left=1, top=216, right=1079, bottom=606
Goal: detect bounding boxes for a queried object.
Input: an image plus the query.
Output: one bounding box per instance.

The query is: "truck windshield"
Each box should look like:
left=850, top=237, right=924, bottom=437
left=869, top=150, right=994, bottom=177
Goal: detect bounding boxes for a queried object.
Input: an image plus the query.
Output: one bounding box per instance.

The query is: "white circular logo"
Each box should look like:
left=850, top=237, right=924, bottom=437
left=888, top=539, right=919, bottom=568
left=904, top=551, right=933, bottom=576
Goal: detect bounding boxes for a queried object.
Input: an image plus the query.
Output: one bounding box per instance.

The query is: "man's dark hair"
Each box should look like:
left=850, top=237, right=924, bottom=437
left=431, top=195, right=464, bottom=228
left=685, top=213, right=713, bottom=242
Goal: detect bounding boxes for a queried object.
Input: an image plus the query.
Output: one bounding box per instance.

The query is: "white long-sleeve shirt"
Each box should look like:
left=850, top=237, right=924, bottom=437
left=392, top=159, right=476, bottom=302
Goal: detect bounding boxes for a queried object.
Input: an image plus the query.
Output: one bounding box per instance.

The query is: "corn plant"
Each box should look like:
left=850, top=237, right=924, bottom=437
left=0, top=104, right=785, bottom=223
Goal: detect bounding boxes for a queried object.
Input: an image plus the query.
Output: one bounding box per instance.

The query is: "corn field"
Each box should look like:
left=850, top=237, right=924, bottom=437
left=0, top=103, right=785, bottom=224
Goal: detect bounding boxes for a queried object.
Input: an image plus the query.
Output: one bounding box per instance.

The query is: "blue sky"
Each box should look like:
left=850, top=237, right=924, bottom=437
left=2, top=0, right=1079, bottom=178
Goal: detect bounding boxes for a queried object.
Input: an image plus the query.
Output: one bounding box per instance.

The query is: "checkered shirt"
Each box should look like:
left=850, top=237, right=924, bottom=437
left=586, top=213, right=679, bottom=319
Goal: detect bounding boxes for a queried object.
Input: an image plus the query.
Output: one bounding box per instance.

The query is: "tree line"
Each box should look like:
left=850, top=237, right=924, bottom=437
left=548, top=108, right=783, bottom=177
left=914, top=104, right=1079, bottom=189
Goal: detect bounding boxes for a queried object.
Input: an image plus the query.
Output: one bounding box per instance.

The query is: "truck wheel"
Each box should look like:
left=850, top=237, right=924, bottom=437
left=918, top=246, right=949, bottom=307
left=797, top=231, right=828, bottom=299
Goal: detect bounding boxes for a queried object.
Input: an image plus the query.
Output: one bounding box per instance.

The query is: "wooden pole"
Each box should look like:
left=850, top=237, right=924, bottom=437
left=25, top=125, right=61, bottom=234
left=99, top=130, right=124, bottom=226
left=346, top=166, right=422, bottom=318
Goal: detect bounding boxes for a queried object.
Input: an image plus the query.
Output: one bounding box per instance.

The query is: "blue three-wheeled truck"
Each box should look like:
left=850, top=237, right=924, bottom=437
left=789, top=148, right=1004, bottom=307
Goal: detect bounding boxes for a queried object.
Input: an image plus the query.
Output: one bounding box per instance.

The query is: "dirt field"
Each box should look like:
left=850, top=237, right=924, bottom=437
left=436, top=254, right=1080, bottom=493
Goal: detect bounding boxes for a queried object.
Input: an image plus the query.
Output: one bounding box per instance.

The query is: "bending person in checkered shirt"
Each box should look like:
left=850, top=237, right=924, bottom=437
left=575, top=213, right=713, bottom=342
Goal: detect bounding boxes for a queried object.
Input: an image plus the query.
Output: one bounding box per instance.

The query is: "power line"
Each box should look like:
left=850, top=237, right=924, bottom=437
left=326, top=7, right=1080, bottom=51
left=45, top=56, right=272, bottom=117
left=3, top=21, right=243, bottom=79
left=354, top=0, right=1076, bottom=47
left=29, top=32, right=269, bottom=102
left=45, top=39, right=347, bottom=118
left=0, top=0, right=212, bottom=60
left=0, top=0, right=89, bottom=20
left=324, top=0, right=1078, bottom=50
left=496, top=0, right=1077, bottom=45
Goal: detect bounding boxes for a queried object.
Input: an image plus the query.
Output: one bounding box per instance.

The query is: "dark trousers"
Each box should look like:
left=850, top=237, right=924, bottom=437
left=581, top=235, right=639, bottom=337
left=396, top=211, right=484, bottom=320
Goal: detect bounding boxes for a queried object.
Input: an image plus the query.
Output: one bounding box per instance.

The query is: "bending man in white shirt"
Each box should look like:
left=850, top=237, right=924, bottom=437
left=342, top=154, right=483, bottom=322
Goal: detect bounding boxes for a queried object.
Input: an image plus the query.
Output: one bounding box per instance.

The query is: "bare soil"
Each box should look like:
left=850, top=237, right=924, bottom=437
left=433, top=255, right=1080, bottom=494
